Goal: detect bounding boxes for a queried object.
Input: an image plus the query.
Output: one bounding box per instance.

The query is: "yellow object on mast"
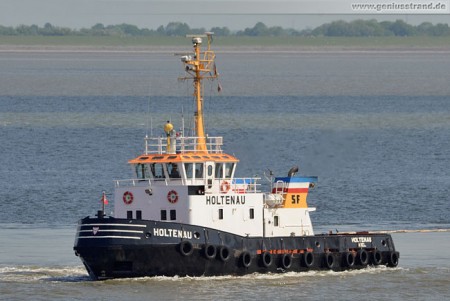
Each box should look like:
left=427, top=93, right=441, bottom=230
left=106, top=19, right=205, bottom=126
left=179, top=33, right=218, bottom=153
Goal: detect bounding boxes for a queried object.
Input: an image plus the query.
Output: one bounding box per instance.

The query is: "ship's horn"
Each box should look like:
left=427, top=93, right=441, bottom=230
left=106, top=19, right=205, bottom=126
left=288, top=166, right=299, bottom=177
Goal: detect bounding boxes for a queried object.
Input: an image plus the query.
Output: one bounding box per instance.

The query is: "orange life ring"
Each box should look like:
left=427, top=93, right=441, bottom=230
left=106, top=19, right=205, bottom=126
left=123, top=191, right=134, bottom=205
left=220, top=181, right=230, bottom=193
left=167, top=190, right=178, bottom=203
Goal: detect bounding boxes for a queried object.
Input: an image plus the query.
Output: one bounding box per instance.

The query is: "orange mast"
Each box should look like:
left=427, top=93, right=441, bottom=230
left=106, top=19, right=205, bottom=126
left=179, top=33, right=218, bottom=153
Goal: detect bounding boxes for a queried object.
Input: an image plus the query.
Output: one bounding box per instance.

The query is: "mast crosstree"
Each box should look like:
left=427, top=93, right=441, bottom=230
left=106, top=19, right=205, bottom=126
left=179, top=33, right=218, bottom=153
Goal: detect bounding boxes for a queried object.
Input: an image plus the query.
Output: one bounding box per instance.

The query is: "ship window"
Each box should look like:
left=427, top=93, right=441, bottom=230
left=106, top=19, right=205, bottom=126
left=194, top=163, right=204, bottom=179
left=151, top=163, right=165, bottom=179
left=207, top=165, right=213, bottom=177
left=160, top=210, right=167, bottom=220
left=135, top=164, right=150, bottom=179
left=274, top=216, right=279, bottom=227
left=215, top=163, right=223, bottom=178
left=249, top=208, right=254, bottom=219
left=170, top=210, right=176, bottom=220
left=184, top=163, right=193, bottom=179
left=136, top=210, right=142, bottom=220
left=224, top=163, right=234, bottom=178
left=218, top=208, right=223, bottom=220
left=167, top=163, right=180, bottom=178
left=127, top=211, right=133, bottom=219
left=167, top=156, right=177, bottom=159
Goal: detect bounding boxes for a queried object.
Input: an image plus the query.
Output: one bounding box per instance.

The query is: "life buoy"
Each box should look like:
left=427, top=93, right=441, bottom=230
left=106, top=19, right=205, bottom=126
left=281, top=254, right=292, bottom=269
left=372, top=250, right=383, bottom=265
left=344, top=252, right=355, bottom=267
left=218, top=246, right=231, bottom=262
left=303, top=251, right=314, bottom=268
left=358, top=249, right=369, bottom=266
left=167, top=190, right=178, bottom=203
left=324, top=253, right=334, bottom=269
left=261, top=252, right=273, bottom=268
left=240, top=251, right=252, bottom=268
left=220, top=181, right=230, bottom=193
left=179, top=241, right=193, bottom=256
left=122, top=191, right=134, bottom=205
left=387, top=251, right=399, bottom=267
left=203, top=244, right=216, bottom=260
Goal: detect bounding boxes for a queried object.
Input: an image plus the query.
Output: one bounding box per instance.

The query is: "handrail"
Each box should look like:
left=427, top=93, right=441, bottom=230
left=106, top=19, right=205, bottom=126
left=144, top=136, right=223, bottom=155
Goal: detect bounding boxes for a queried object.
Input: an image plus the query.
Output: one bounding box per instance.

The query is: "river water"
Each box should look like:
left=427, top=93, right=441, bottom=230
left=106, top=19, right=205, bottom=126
left=1, top=49, right=449, bottom=300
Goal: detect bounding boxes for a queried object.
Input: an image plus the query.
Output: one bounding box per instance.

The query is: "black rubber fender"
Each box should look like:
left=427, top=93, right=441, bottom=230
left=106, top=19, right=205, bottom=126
left=303, top=251, right=315, bottom=268
left=240, top=251, right=252, bottom=268
left=358, top=249, right=369, bottom=266
left=372, top=250, right=383, bottom=266
left=218, top=246, right=231, bottom=262
left=261, top=252, right=273, bottom=268
left=281, top=254, right=292, bottom=269
left=179, top=240, right=194, bottom=256
left=387, top=251, right=399, bottom=267
left=203, top=244, right=216, bottom=260
left=324, top=253, right=334, bottom=269
left=343, top=252, right=355, bottom=267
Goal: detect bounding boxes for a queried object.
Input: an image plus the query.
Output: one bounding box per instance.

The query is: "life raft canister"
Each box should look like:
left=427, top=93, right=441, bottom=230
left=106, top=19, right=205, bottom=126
left=220, top=181, right=230, bottom=193
left=123, top=191, right=134, bottom=205
left=167, top=190, right=178, bottom=203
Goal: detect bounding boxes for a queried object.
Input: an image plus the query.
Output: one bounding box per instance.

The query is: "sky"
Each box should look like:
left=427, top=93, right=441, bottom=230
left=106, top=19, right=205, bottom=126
left=1, top=0, right=449, bottom=30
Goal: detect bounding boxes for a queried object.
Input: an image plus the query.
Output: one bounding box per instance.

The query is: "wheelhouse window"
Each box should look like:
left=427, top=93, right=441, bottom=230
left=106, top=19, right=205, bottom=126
left=224, top=163, right=234, bottom=178
left=151, top=163, right=165, bottom=179
left=215, top=163, right=223, bottom=178
left=185, top=163, right=193, bottom=179
left=207, top=165, right=213, bottom=177
left=194, top=163, right=204, bottom=179
left=135, top=164, right=150, bottom=179
left=167, top=163, right=180, bottom=178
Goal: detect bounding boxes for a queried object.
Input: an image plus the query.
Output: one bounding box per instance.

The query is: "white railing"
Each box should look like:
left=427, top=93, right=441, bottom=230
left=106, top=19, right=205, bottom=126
left=114, top=177, right=262, bottom=193
left=144, top=136, right=223, bottom=154
left=114, top=179, right=152, bottom=188
left=229, top=177, right=261, bottom=193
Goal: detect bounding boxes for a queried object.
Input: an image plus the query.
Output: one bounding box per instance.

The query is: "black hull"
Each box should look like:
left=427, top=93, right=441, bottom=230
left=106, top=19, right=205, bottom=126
left=74, top=216, right=399, bottom=280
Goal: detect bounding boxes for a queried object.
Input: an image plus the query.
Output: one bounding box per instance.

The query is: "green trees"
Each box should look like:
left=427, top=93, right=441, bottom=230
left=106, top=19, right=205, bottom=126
left=0, top=20, right=449, bottom=37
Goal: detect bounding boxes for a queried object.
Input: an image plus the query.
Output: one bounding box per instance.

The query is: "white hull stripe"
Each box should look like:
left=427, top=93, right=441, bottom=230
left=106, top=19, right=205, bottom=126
left=80, top=223, right=147, bottom=228
left=78, top=229, right=143, bottom=234
left=77, top=235, right=141, bottom=240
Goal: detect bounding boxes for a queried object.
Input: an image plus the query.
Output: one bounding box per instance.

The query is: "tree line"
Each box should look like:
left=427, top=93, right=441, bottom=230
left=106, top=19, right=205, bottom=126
left=1, top=20, right=449, bottom=37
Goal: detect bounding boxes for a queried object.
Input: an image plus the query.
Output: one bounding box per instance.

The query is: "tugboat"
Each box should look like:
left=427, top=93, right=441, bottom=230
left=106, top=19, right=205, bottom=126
left=74, top=33, right=399, bottom=280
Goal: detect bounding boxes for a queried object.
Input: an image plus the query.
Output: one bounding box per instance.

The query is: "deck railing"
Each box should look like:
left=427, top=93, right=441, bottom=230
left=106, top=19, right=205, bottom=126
left=144, top=136, right=223, bottom=154
left=114, top=177, right=262, bottom=193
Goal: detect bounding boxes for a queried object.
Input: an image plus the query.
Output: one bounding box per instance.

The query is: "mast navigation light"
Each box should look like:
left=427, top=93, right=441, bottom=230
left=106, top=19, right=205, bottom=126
left=181, top=55, right=192, bottom=62
left=192, top=37, right=202, bottom=45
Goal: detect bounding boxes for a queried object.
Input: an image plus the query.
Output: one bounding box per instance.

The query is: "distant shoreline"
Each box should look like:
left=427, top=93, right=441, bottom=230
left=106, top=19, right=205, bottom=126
left=1, top=36, right=450, bottom=53
left=1, top=45, right=450, bottom=54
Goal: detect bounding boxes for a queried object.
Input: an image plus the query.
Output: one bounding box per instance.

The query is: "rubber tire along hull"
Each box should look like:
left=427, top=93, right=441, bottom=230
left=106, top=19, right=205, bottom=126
left=74, top=217, right=399, bottom=280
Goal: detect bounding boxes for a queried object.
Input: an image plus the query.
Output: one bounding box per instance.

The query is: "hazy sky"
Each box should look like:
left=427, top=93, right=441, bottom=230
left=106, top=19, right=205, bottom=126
left=1, top=0, right=449, bottom=30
